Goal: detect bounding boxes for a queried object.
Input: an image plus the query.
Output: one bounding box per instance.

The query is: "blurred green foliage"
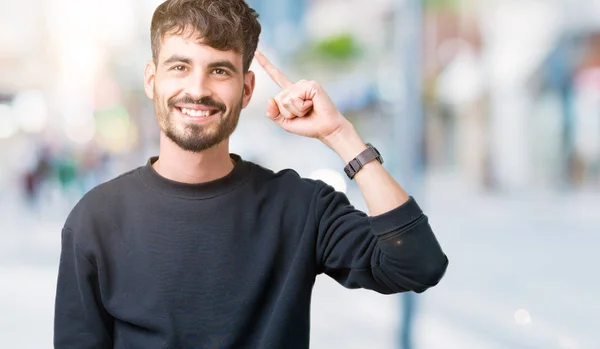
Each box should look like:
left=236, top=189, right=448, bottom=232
left=295, top=33, right=363, bottom=68
left=313, top=34, right=361, bottom=61
left=423, top=0, right=460, bottom=11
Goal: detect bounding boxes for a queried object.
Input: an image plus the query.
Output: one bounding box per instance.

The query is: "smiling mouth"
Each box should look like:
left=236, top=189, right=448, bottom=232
left=176, top=107, right=221, bottom=118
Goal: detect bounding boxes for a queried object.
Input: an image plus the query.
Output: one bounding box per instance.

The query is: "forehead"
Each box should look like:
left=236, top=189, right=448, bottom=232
left=158, top=32, right=243, bottom=66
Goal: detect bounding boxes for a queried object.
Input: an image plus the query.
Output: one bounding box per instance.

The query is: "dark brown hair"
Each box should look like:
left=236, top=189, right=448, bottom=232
left=151, top=0, right=261, bottom=72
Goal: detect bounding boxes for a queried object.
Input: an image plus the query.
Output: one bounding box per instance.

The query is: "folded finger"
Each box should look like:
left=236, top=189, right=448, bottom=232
left=273, top=93, right=295, bottom=119
left=283, top=96, right=313, bottom=117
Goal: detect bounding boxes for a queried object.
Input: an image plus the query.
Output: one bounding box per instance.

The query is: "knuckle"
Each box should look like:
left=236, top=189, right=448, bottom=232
left=308, top=80, right=320, bottom=90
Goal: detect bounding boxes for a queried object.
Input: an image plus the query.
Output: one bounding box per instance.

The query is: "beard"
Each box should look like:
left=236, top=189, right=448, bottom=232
left=154, top=92, right=242, bottom=153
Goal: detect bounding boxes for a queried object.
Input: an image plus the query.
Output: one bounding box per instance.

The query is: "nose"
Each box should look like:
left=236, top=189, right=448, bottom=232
left=185, top=71, right=213, bottom=100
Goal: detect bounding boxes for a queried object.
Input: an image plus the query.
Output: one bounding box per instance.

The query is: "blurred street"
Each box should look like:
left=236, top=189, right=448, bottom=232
left=3, top=0, right=600, bottom=347
left=2, top=171, right=598, bottom=349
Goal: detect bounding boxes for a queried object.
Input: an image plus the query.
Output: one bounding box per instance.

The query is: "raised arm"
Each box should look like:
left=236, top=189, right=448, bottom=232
left=255, top=51, right=448, bottom=293
left=254, top=51, right=409, bottom=216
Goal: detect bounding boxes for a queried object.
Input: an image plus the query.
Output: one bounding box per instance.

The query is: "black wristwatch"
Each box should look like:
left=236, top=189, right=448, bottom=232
left=343, top=143, right=384, bottom=179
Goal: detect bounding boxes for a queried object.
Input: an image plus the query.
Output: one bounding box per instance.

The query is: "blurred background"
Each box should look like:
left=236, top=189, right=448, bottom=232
left=1, top=0, right=599, bottom=348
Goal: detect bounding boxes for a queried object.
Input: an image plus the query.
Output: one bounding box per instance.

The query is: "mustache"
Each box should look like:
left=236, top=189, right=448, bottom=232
left=168, top=96, right=226, bottom=113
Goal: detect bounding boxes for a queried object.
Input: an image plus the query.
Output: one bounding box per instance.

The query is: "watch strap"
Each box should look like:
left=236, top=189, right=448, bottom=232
left=343, top=143, right=383, bottom=179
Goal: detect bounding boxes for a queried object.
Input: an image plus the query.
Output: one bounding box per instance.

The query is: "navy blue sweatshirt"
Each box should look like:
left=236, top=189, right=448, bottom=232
left=54, top=154, right=448, bottom=348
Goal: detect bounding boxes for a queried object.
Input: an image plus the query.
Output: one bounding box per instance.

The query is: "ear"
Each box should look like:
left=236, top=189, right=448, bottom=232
left=241, top=71, right=256, bottom=109
left=144, top=60, right=156, bottom=100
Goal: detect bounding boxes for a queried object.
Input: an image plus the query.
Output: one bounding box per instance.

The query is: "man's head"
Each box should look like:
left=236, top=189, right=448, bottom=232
left=144, top=0, right=261, bottom=153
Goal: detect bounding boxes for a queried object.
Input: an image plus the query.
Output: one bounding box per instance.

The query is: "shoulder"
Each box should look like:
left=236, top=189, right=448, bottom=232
left=63, top=167, right=141, bottom=231
left=243, top=160, right=346, bottom=212
left=246, top=161, right=329, bottom=194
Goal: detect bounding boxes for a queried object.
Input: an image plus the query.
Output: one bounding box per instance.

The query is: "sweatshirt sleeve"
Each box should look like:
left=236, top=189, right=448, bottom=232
left=314, top=182, right=448, bottom=294
left=54, top=227, right=114, bottom=348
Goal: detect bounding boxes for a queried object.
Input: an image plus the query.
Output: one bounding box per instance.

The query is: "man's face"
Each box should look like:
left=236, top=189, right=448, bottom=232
left=144, top=31, right=255, bottom=152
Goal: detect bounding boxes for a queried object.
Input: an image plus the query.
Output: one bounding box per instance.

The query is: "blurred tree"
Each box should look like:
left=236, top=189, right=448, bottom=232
left=313, top=34, right=362, bottom=62
left=292, top=33, right=364, bottom=75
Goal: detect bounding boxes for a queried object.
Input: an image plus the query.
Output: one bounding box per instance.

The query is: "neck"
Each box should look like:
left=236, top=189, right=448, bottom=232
left=153, top=133, right=234, bottom=184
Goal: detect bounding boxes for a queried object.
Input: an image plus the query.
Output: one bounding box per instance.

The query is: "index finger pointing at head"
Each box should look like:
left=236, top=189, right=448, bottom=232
left=255, top=50, right=293, bottom=89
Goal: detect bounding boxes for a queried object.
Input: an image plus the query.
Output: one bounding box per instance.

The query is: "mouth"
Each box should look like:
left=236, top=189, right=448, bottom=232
left=175, top=106, right=222, bottom=122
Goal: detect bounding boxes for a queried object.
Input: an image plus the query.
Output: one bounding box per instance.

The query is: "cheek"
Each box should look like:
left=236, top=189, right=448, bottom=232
left=155, top=77, right=183, bottom=103
left=218, top=82, right=245, bottom=104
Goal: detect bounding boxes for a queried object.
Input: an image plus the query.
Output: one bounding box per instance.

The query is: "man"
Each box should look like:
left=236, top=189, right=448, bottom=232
left=53, top=0, right=448, bottom=348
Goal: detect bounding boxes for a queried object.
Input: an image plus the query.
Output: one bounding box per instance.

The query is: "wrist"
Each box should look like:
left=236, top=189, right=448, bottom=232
left=322, top=122, right=367, bottom=163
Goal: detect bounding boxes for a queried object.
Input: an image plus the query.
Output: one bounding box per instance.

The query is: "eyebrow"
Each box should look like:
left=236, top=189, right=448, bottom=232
left=163, top=55, right=193, bottom=66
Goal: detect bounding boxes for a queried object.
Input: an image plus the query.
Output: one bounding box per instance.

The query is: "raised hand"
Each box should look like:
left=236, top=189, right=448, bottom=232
left=254, top=50, right=351, bottom=141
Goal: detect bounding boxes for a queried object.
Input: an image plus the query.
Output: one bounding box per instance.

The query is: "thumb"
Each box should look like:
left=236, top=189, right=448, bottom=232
left=266, top=98, right=281, bottom=121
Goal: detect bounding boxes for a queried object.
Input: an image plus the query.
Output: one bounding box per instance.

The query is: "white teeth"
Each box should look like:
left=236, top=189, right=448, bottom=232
left=181, top=108, right=211, bottom=117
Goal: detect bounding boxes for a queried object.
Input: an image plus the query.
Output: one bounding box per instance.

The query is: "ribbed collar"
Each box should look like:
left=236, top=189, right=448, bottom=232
left=138, top=154, right=252, bottom=200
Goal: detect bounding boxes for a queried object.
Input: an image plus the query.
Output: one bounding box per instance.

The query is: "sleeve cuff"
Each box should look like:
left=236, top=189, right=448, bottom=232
left=368, top=196, right=424, bottom=236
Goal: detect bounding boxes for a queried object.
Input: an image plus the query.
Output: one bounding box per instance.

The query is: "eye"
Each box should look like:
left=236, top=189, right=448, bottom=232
left=172, top=65, right=187, bottom=72
left=213, top=69, right=229, bottom=76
